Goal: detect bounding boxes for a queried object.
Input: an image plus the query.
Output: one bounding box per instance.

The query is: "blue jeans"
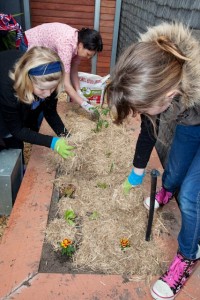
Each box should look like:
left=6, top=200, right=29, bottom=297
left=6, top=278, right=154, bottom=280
left=162, top=124, right=200, bottom=260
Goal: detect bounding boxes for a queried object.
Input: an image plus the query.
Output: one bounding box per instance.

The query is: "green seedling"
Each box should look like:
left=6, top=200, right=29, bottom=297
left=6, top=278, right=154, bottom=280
left=90, top=106, right=110, bottom=133
left=64, top=209, right=76, bottom=226
left=109, top=162, right=115, bottom=173
left=96, top=182, right=108, bottom=189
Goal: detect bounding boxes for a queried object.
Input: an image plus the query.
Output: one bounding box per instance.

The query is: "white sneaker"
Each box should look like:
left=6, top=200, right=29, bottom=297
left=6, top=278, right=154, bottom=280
left=151, top=280, right=174, bottom=300
left=144, top=187, right=173, bottom=211
left=143, top=196, right=160, bottom=210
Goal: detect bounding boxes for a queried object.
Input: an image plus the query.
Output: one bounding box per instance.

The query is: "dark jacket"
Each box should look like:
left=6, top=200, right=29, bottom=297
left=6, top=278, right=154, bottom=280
left=0, top=49, right=67, bottom=148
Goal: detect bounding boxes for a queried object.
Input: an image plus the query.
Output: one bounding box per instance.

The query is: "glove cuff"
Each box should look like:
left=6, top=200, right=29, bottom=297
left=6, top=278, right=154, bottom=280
left=81, top=101, right=93, bottom=112
left=50, top=137, right=59, bottom=150
left=128, top=169, right=145, bottom=185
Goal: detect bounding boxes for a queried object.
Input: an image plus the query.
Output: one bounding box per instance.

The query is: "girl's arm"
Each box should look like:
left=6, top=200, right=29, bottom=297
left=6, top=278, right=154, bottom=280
left=133, top=114, right=159, bottom=169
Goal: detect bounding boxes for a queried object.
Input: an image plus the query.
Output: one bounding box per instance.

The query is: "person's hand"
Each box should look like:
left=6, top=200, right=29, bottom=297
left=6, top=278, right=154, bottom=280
left=81, top=101, right=95, bottom=113
left=122, top=169, right=145, bottom=195
left=77, top=89, right=88, bottom=102
left=51, top=137, right=75, bottom=159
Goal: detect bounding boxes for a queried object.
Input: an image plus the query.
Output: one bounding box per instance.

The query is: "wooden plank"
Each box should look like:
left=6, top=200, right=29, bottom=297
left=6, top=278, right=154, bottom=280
left=31, top=9, right=94, bottom=19
left=100, top=14, right=115, bottom=21
left=96, top=67, right=110, bottom=76
left=31, top=17, right=94, bottom=26
left=101, top=0, right=116, bottom=8
left=100, top=44, right=112, bottom=51
left=97, top=56, right=111, bottom=63
left=31, top=0, right=94, bottom=4
left=101, top=32, right=113, bottom=40
left=101, top=7, right=116, bottom=14
left=31, top=3, right=94, bottom=13
left=97, top=61, right=110, bottom=67
left=100, top=26, right=114, bottom=34
left=99, top=20, right=114, bottom=27
left=31, top=22, right=94, bottom=30
left=98, top=50, right=112, bottom=57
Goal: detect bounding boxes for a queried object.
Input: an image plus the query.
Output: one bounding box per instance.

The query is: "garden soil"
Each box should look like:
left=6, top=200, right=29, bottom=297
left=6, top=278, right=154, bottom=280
left=39, top=100, right=177, bottom=282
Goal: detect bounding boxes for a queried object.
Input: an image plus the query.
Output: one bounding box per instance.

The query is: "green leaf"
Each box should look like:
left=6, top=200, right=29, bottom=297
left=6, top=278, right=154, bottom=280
left=67, top=219, right=75, bottom=226
left=64, top=209, right=76, bottom=220
left=109, top=162, right=115, bottom=173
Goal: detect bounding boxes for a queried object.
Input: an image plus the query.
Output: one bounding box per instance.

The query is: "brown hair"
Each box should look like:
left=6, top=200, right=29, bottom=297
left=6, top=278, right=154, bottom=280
left=105, top=36, right=190, bottom=124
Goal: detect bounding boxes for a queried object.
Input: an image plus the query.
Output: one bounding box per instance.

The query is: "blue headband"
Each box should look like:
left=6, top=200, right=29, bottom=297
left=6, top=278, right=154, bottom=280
left=28, top=61, right=62, bottom=76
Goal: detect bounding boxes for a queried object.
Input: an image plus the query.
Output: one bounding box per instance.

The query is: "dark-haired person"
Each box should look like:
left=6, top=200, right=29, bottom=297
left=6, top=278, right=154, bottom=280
left=0, top=47, right=74, bottom=162
left=20, top=23, right=103, bottom=113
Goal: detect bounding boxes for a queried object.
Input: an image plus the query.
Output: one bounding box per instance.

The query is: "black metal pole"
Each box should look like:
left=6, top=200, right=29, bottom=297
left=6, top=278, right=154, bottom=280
left=145, top=169, right=160, bottom=241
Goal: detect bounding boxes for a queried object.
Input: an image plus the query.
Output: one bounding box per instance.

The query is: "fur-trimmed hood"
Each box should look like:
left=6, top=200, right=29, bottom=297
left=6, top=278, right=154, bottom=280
left=139, top=22, right=200, bottom=109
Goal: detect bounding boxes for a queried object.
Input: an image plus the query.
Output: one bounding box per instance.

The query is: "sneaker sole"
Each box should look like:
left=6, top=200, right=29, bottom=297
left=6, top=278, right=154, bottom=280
left=151, top=289, right=174, bottom=300
left=144, top=196, right=160, bottom=210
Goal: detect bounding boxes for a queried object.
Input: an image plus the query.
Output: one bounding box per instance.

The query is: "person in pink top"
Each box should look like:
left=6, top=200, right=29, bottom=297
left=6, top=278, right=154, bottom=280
left=20, top=22, right=103, bottom=113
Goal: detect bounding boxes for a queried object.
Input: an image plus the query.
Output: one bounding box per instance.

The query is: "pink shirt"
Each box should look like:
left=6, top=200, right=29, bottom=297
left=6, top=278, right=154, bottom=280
left=25, top=23, right=80, bottom=73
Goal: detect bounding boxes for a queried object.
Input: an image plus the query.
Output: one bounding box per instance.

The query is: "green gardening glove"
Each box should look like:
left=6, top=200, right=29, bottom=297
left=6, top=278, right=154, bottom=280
left=122, top=169, right=145, bottom=195
left=122, top=178, right=133, bottom=195
left=54, top=138, right=75, bottom=159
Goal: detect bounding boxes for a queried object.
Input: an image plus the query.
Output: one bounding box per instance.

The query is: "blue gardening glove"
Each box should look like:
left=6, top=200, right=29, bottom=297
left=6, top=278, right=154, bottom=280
left=123, top=169, right=145, bottom=195
left=51, top=137, right=75, bottom=159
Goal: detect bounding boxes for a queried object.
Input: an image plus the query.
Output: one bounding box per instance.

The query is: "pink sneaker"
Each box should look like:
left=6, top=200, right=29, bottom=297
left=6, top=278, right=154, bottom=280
left=144, top=187, right=173, bottom=210
left=151, top=252, right=198, bottom=300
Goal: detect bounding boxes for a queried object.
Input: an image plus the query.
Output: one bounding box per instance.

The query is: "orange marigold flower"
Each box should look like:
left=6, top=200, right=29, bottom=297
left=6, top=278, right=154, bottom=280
left=61, top=238, right=72, bottom=248
left=120, top=238, right=130, bottom=248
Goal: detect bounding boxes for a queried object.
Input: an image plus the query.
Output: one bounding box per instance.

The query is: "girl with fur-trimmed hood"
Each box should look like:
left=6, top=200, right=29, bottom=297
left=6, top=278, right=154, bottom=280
left=106, top=22, right=200, bottom=300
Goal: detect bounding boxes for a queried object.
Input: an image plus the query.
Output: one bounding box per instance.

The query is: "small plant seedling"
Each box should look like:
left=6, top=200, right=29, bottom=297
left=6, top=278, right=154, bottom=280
left=96, top=182, right=108, bottom=189
left=109, top=162, right=115, bottom=173
left=64, top=209, right=76, bottom=226
left=59, top=184, right=76, bottom=198
left=90, top=106, right=110, bottom=133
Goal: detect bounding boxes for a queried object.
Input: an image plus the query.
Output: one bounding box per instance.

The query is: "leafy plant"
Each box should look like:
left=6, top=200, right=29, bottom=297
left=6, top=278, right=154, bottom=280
left=96, top=182, right=108, bottom=189
left=60, top=238, right=75, bottom=256
left=64, top=209, right=76, bottom=226
left=90, top=106, right=110, bottom=133
left=59, top=184, right=76, bottom=198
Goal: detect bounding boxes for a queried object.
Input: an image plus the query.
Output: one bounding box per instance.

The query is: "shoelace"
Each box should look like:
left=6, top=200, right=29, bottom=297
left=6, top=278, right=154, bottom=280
left=162, top=255, right=188, bottom=288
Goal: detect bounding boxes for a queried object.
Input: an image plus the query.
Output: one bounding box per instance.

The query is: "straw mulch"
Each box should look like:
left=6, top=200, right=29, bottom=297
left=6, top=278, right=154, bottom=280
left=45, top=100, right=171, bottom=280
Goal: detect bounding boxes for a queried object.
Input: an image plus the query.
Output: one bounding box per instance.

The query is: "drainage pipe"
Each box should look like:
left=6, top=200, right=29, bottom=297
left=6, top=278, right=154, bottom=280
left=92, top=0, right=101, bottom=74
left=22, top=0, right=31, bottom=29
left=110, top=0, right=122, bottom=71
